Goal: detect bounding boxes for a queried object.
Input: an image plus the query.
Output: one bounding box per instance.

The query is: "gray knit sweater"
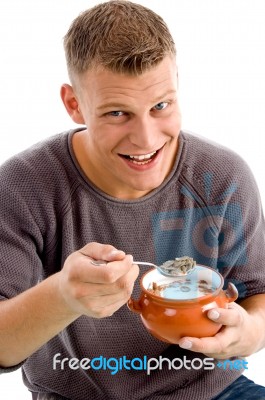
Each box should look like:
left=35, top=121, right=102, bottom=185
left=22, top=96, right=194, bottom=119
left=0, top=129, right=265, bottom=400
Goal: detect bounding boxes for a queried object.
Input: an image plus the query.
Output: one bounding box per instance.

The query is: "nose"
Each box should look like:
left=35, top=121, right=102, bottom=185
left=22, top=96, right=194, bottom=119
left=128, top=115, right=159, bottom=150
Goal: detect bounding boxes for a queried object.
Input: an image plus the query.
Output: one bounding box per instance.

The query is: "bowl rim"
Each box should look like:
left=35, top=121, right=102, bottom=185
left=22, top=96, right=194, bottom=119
left=139, top=264, right=224, bottom=303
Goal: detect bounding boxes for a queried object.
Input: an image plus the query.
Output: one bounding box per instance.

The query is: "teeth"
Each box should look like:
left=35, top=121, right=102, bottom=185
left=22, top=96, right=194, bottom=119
left=131, top=159, right=153, bottom=165
left=129, top=151, right=156, bottom=161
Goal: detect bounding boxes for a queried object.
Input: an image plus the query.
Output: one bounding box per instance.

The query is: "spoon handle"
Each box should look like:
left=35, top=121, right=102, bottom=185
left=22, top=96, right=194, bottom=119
left=133, top=261, right=157, bottom=268
left=90, top=259, right=156, bottom=268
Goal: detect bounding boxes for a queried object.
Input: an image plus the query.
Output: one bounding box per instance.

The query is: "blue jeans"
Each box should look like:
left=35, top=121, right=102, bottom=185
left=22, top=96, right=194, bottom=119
left=31, top=376, right=265, bottom=399
left=213, top=375, right=265, bottom=399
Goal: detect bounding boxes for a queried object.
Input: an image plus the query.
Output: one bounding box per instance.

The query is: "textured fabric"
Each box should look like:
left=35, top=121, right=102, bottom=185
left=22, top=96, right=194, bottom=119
left=32, top=394, right=67, bottom=400
left=0, top=129, right=265, bottom=400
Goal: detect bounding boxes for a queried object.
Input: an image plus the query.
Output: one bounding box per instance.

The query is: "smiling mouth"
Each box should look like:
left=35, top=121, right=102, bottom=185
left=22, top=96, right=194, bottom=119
left=118, top=149, right=160, bottom=165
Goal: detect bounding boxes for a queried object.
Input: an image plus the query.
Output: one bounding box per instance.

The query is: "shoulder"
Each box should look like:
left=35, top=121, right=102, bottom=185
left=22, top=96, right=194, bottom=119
left=1, top=131, right=69, bottom=173
left=179, top=130, right=258, bottom=203
left=0, top=129, right=79, bottom=212
left=181, top=130, right=248, bottom=171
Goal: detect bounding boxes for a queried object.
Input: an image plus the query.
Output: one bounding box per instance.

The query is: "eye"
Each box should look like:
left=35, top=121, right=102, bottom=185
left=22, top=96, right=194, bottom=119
left=153, top=102, right=168, bottom=111
left=108, top=110, right=124, bottom=117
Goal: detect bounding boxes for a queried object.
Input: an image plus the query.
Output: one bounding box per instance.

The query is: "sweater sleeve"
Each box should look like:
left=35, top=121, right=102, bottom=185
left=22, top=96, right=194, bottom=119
left=218, top=156, right=265, bottom=299
left=0, top=158, right=44, bottom=300
left=180, top=132, right=265, bottom=300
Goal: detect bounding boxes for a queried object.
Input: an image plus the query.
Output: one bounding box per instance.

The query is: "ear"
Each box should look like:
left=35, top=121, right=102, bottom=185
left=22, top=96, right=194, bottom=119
left=60, top=84, right=85, bottom=124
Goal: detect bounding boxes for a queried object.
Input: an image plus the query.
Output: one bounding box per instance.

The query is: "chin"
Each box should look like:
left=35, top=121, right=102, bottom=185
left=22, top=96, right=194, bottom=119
left=133, top=180, right=164, bottom=194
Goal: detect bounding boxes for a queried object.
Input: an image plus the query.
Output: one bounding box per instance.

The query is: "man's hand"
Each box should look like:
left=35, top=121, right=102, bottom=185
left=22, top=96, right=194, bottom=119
left=178, top=296, right=265, bottom=358
left=0, top=242, right=139, bottom=367
left=58, top=242, right=139, bottom=319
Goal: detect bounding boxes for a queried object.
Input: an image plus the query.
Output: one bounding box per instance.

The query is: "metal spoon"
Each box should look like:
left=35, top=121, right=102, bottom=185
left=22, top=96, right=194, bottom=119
left=90, top=256, right=196, bottom=277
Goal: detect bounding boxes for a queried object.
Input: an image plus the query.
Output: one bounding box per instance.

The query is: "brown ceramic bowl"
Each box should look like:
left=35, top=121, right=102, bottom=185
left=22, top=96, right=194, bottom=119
left=128, top=265, right=238, bottom=344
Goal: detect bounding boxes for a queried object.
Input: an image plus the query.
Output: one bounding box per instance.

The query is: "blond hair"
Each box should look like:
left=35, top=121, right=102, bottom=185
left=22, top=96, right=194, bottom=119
left=63, top=0, right=176, bottom=80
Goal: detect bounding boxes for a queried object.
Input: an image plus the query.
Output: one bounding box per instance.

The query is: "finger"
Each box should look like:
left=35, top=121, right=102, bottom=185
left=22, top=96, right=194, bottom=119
left=178, top=324, right=241, bottom=358
left=178, top=335, right=225, bottom=355
left=69, top=253, right=135, bottom=284
left=79, top=242, right=126, bottom=262
left=86, top=292, right=135, bottom=318
left=71, top=263, right=139, bottom=298
left=207, top=304, right=243, bottom=327
left=79, top=277, right=136, bottom=318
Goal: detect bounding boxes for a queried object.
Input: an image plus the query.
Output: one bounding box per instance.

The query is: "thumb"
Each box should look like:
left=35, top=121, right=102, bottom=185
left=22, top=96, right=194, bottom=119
left=79, top=242, right=126, bottom=263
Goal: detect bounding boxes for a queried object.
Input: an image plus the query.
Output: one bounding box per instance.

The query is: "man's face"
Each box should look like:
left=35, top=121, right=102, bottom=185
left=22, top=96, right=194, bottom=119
left=73, top=57, right=181, bottom=199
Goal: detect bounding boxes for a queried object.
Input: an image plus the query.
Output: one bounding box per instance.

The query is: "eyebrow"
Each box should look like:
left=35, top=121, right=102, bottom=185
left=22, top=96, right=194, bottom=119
left=152, top=90, right=177, bottom=104
left=97, top=102, right=128, bottom=111
left=97, top=90, right=177, bottom=111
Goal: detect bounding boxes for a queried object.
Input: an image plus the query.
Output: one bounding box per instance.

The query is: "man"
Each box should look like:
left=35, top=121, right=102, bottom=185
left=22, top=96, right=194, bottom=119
left=0, top=1, right=265, bottom=399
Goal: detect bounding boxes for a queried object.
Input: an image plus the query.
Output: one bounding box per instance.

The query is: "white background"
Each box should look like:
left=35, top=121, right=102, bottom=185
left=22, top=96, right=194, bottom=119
left=0, top=0, right=264, bottom=397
